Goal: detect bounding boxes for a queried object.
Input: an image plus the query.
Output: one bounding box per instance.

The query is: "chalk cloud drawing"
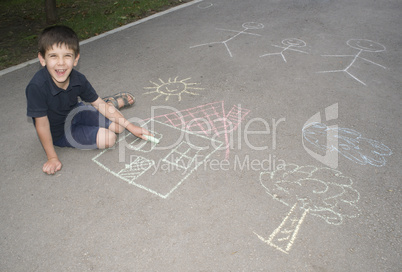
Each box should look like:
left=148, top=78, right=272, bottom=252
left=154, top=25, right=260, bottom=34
left=317, top=39, right=387, bottom=85
left=190, top=22, right=264, bottom=57
left=92, top=119, right=224, bottom=199
left=144, top=77, right=204, bottom=101
left=260, top=38, right=308, bottom=62
left=254, top=163, right=360, bottom=254
left=152, top=101, right=250, bottom=159
left=303, top=123, right=392, bottom=167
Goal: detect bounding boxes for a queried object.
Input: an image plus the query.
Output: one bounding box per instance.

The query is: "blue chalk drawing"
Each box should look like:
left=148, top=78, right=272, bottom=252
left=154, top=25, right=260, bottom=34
left=303, top=123, right=392, bottom=167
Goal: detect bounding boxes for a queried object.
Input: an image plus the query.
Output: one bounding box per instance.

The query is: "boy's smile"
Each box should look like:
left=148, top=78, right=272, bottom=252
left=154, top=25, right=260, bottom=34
left=38, top=44, right=80, bottom=90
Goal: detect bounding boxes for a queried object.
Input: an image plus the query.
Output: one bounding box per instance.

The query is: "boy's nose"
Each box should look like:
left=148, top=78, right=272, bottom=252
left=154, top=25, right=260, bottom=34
left=57, top=57, right=65, bottom=65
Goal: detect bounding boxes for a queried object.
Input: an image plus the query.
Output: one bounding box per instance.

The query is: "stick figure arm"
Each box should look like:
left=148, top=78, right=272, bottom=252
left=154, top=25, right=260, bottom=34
left=190, top=41, right=222, bottom=48
left=321, top=54, right=355, bottom=57
left=359, top=57, right=387, bottom=69
left=214, top=28, right=261, bottom=36
left=260, top=52, right=281, bottom=57
left=215, top=28, right=243, bottom=33
left=316, top=69, right=346, bottom=73
left=287, top=48, right=308, bottom=54
left=242, top=32, right=262, bottom=37
left=271, top=44, right=287, bottom=49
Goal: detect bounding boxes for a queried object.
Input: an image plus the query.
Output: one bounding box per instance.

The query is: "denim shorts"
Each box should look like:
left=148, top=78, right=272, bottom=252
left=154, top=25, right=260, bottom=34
left=54, top=103, right=112, bottom=149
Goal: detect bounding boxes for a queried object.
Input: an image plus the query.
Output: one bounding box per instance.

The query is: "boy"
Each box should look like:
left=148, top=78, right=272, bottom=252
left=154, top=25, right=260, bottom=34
left=26, top=25, right=151, bottom=175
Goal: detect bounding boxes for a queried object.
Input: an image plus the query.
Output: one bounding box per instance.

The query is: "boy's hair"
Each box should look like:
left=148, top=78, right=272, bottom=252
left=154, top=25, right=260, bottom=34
left=38, top=25, right=80, bottom=57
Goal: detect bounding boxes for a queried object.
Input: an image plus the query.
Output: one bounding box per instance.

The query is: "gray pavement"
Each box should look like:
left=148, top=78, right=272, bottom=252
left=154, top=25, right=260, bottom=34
left=1, top=0, right=401, bottom=271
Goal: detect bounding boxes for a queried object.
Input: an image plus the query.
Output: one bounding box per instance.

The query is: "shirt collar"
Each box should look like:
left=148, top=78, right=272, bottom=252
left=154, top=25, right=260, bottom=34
left=69, top=69, right=81, bottom=88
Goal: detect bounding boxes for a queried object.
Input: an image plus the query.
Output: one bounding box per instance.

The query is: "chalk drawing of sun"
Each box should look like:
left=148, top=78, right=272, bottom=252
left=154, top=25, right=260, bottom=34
left=144, top=77, right=204, bottom=101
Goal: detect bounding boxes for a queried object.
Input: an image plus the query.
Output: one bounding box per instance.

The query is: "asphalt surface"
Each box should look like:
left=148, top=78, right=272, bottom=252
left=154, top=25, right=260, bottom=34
left=1, top=0, right=401, bottom=271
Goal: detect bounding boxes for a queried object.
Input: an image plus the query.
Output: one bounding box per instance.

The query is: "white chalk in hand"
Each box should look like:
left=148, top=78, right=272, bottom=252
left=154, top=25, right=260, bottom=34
left=144, top=135, right=160, bottom=144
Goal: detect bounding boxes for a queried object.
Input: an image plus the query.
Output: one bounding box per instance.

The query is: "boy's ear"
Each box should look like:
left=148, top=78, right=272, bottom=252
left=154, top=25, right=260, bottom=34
left=38, top=53, right=46, bottom=67
left=74, top=53, right=80, bottom=66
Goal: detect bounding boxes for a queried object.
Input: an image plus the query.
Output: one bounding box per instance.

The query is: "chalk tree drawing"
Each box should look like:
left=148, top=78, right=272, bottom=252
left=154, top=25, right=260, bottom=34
left=144, top=77, right=204, bottom=101
left=317, top=39, right=387, bottom=85
left=190, top=22, right=264, bottom=57
left=260, top=38, right=308, bottom=62
left=151, top=101, right=251, bottom=159
left=254, top=163, right=360, bottom=254
left=303, top=123, right=392, bottom=167
left=92, top=119, right=223, bottom=199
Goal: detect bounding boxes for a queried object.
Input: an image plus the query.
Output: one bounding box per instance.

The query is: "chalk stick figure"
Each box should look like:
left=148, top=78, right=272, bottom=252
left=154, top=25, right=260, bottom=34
left=317, top=39, right=386, bottom=86
left=190, top=22, right=264, bottom=57
left=260, top=38, right=308, bottom=62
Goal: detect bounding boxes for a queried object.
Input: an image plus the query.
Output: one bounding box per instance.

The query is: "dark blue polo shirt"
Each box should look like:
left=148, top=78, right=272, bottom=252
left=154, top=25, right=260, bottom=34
left=26, top=67, right=99, bottom=142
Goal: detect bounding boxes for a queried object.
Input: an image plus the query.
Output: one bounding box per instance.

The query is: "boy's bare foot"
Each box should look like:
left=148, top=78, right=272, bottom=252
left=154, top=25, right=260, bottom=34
left=103, top=92, right=135, bottom=109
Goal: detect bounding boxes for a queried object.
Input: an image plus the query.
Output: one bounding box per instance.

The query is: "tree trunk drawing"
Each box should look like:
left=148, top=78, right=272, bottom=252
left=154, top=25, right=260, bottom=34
left=254, top=202, right=309, bottom=254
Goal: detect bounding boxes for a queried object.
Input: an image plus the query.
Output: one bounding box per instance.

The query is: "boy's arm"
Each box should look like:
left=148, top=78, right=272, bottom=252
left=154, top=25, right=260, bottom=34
left=91, top=97, right=151, bottom=139
left=34, top=116, right=62, bottom=175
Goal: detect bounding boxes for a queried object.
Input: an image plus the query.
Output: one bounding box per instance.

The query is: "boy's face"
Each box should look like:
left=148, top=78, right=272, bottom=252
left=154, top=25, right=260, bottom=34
left=38, top=43, right=80, bottom=90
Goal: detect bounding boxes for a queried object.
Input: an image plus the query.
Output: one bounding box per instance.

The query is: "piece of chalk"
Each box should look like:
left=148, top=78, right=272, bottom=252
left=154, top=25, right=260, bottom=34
left=144, top=135, right=160, bottom=144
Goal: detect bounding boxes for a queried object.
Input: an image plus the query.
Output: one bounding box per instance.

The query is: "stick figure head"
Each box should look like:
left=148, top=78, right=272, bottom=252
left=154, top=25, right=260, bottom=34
left=346, top=39, right=385, bottom=52
left=242, top=22, right=264, bottom=29
left=281, top=38, right=306, bottom=47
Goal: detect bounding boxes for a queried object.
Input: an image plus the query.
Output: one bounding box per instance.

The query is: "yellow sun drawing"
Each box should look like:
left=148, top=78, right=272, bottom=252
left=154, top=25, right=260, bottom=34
left=144, top=77, right=204, bottom=101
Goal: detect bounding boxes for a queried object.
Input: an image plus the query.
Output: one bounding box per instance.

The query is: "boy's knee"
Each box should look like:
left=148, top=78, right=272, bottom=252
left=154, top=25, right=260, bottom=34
left=106, top=132, right=117, bottom=148
left=108, top=122, right=125, bottom=134
left=115, top=125, right=125, bottom=134
left=97, top=129, right=117, bottom=149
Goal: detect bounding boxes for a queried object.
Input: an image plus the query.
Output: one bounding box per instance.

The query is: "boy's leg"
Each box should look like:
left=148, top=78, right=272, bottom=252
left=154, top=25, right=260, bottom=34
left=58, top=94, right=135, bottom=149
left=96, top=94, right=136, bottom=148
left=96, top=128, right=117, bottom=149
left=107, top=122, right=125, bottom=134
left=103, top=94, right=135, bottom=134
left=103, top=92, right=135, bottom=110
left=60, top=103, right=116, bottom=149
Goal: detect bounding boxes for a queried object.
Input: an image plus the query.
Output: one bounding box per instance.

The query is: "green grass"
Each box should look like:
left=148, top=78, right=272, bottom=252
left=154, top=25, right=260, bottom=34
left=0, top=0, right=188, bottom=70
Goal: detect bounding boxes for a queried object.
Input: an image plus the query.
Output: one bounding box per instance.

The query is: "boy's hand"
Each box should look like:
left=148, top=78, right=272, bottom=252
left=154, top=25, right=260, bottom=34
left=127, top=124, right=152, bottom=140
left=43, top=157, right=62, bottom=175
left=136, top=127, right=152, bottom=140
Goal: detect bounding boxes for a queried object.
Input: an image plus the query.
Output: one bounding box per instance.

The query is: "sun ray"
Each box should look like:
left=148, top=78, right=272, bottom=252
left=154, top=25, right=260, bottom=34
left=148, top=80, right=161, bottom=87
left=143, top=76, right=204, bottom=102
left=152, top=94, right=164, bottom=101
left=183, top=90, right=200, bottom=96
left=187, top=86, right=204, bottom=90
left=143, top=90, right=158, bottom=94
